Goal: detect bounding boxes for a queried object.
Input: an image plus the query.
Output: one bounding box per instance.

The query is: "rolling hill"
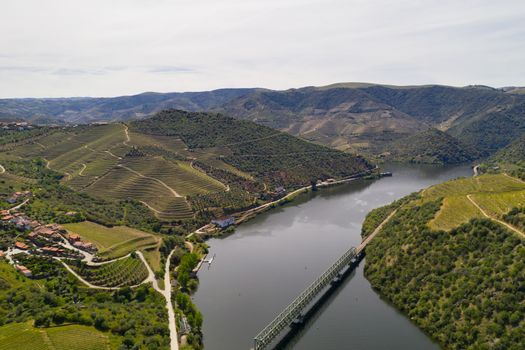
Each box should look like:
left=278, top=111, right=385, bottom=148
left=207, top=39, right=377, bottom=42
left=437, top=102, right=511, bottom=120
left=363, top=172, right=525, bottom=349
left=1, top=110, right=371, bottom=222
left=3, top=83, right=524, bottom=163
left=385, top=128, right=480, bottom=164
left=0, top=89, right=256, bottom=124
left=219, top=84, right=525, bottom=158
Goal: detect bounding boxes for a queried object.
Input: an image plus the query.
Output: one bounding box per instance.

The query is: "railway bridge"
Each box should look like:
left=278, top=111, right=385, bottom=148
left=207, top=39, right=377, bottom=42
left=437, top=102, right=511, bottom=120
left=252, top=209, right=397, bottom=350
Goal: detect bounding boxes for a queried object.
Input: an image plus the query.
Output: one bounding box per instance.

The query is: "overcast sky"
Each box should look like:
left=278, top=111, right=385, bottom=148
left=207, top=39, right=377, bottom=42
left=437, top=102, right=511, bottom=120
left=1, top=0, right=524, bottom=98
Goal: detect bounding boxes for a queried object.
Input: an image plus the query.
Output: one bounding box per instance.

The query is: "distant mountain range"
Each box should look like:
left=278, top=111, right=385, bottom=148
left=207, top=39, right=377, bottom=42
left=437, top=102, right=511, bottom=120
left=2, top=83, right=525, bottom=163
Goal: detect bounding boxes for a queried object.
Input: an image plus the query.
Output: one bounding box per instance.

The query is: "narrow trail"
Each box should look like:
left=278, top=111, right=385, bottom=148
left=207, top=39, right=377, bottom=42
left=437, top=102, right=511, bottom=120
left=105, top=150, right=122, bottom=159
left=118, top=164, right=182, bottom=198
left=123, top=124, right=131, bottom=146
left=78, top=163, right=87, bottom=176
left=467, top=194, right=525, bottom=239
left=503, top=172, right=525, bottom=185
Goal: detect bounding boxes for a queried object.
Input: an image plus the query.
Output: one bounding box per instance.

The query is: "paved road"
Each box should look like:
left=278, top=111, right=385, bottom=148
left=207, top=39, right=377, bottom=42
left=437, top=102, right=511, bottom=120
left=467, top=194, right=525, bottom=239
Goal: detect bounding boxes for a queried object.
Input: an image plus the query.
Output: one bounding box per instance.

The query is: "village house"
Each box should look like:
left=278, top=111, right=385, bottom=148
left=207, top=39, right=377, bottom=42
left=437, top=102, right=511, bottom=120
left=72, top=241, right=97, bottom=253
left=15, top=265, right=32, bottom=277
left=275, top=186, right=286, bottom=194
left=12, top=216, right=33, bottom=230
left=211, top=216, right=235, bottom=229
left=1, top=214, right=14, bottom=222
left=6, top=190, right=31, bottom=204
left=41, top=246, right=65, bottom=256
left=14, top=241, right=29, bottom=250
left=34, top=226, right=62, bottom=241
left=67, top=233, right=81, bottom=243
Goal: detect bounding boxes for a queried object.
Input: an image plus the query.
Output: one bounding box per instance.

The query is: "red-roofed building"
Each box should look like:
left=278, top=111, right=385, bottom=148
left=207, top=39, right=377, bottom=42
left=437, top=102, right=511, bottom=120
left=14, top=241, right=29, bottom=250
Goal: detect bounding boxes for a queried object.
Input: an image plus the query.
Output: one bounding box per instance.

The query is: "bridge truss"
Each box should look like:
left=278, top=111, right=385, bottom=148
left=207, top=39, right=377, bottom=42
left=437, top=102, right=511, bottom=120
left=253, top=246, right=358, bottom=350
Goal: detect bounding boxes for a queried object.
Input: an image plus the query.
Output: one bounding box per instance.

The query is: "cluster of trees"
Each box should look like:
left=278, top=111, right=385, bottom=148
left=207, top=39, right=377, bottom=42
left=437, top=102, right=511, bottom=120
left=1, top=158, right=62, bottom=184
left=365, top=198, right=525, bottom=349
left=176, top=253, right=199, bottom=292
left=175, top=292, right=203, bottom=350
left=190, top=188, right=256, bottom=221
left=192, top=160, right=264, bottom=194
left=25, top=184, right=161, bottom=231
left=0, top=126, right=50, bottom=146
left=503, top=206, right=525, bottom=231
left=387, top=128, right=479, bottom=164
left=0, top=259, right=170, bottom=349
left=361, top=193, right=418, bottom=237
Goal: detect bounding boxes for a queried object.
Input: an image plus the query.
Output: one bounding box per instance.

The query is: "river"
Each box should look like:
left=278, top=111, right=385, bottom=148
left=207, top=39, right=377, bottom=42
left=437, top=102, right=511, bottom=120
left=193, top=163, right=472, bottom=350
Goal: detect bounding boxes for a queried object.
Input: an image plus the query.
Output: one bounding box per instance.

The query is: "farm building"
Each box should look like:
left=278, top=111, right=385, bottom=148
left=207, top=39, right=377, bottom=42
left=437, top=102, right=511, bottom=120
left=212, top=216, right=235, bottom=229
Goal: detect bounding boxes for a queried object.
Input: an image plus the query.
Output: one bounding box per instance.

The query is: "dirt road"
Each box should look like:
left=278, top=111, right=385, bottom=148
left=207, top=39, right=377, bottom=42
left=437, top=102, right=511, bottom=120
left=466, top=195, right=524, bottom=239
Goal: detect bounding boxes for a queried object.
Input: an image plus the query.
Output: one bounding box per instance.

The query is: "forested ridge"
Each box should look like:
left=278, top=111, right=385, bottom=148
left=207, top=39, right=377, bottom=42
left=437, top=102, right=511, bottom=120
left=365, top=198, right=524, bottom=349
left=130, top=110, right=372, bottom=188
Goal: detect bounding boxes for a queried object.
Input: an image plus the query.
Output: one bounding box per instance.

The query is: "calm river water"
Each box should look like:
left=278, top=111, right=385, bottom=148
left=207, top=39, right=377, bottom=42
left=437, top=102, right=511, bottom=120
left=194, top=163, right=472, bottom=350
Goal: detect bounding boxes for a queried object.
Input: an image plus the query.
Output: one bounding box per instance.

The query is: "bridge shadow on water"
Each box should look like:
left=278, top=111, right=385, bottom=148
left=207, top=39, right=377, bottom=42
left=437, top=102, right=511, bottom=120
left=272, top=256, right=363, bottom=350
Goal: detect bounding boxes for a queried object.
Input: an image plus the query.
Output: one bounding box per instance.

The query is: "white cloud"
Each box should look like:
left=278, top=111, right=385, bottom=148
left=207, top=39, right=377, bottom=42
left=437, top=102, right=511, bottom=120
left=1, top=0, right=524, bottom=97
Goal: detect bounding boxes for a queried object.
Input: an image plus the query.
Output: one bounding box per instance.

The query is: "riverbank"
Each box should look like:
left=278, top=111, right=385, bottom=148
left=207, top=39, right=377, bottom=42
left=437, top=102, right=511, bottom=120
left=194, top=163, right=472, bottom=349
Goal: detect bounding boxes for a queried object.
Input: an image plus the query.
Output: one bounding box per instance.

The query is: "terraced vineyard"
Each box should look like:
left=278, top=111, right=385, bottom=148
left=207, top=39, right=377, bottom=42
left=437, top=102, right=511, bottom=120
left=83, top=164, right=194, bottom=221
left=0, top=322, right=109, bottom=350
left=68, top=255, right=148, bottom=288
left=122, top=156, right=226, bottom=196
left=425, top=173, right=525, bottom=231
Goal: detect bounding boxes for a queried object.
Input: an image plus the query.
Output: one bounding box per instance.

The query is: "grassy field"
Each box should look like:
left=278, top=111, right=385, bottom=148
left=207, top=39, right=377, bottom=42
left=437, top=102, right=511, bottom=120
left=62, top=221, right=159, bottom=259
left=0, top=322, right=109, bottom=350
left=141, top=246, right=162, bottom=273
left=425, top=174, right=525, bottom=231
left=68, top=255, right=148, bottom=287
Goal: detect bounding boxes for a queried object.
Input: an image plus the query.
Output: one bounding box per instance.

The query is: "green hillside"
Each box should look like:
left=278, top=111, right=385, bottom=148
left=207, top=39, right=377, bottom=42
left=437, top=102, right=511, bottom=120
left=130, top=110, right=372, bottom=188
left=492, top=133, right=525, bottom=165
left=219, top=84, right=525, bottom=158
left=4, top=83, right=524, bottom=163
left=386, top=128, right=479, bottom=164
left=363, top=173, right=525, bottom=350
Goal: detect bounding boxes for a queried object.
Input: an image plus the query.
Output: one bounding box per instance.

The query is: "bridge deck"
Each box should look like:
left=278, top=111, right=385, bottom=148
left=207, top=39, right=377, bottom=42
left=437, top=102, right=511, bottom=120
left=253, top=246, right=358, bottom=350
left=253, top=209, right=398, bottom=350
